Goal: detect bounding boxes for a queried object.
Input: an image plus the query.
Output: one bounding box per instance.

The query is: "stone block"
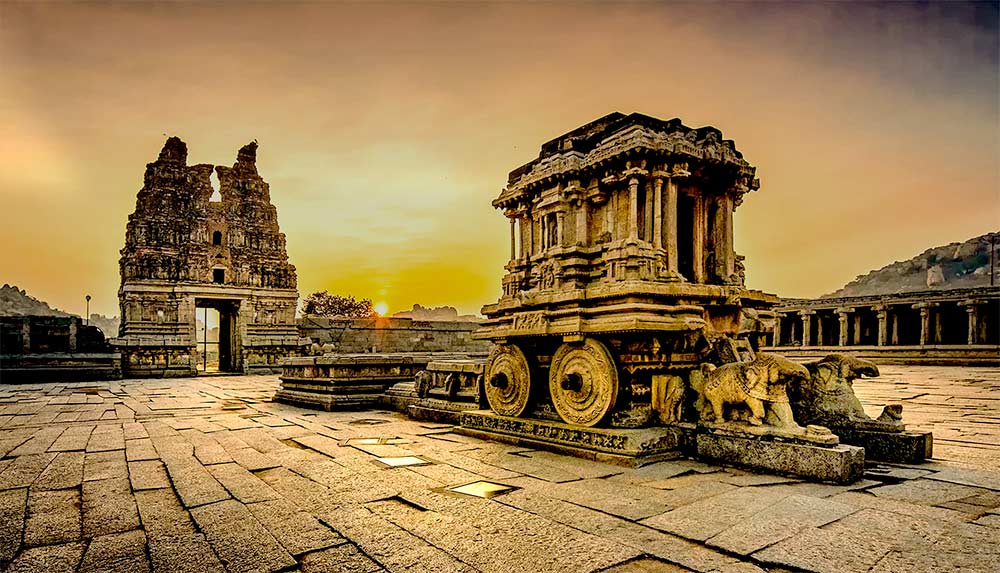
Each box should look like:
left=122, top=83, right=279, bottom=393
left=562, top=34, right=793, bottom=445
left=832, top=428, right=932, bottom=464
left=695, top=432, right=864, bottom=484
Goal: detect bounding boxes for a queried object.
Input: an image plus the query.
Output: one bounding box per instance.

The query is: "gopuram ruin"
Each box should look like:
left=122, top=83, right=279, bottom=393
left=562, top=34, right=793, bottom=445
left=113, top=138, right=308, bottom=377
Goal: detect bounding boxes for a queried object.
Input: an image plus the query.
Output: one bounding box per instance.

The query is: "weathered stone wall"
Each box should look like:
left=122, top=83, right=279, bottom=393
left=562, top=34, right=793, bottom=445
left=1, top=316, right=120, bottom=382
left=297, top=317, right=491, bottom=354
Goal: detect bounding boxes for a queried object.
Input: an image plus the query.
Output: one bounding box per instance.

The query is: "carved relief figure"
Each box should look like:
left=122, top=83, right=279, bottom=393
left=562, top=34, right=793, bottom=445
left=651, top=374, right=685, bottom=423
left=693, top=353, right=809, bottom=428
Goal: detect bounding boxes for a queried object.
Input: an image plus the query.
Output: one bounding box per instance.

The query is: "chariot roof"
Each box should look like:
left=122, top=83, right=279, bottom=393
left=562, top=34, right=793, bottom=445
left=495, top=112, right=757, bottom=209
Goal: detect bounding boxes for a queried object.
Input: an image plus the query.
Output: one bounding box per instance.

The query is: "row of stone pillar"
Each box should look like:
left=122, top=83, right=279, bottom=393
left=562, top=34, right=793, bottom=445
left=505, top=169, right=736, bottom=284
left=776, top=298, right=990, bottom=347
left=14, top=320, right=78, bottom=353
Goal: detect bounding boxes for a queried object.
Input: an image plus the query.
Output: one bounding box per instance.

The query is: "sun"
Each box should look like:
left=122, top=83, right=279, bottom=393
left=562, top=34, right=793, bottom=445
left=374, top=302, right=389, bottom=317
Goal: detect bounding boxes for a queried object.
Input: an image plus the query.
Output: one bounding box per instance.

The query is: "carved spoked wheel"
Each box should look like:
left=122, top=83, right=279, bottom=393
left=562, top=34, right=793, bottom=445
left=484, top=343, right=533, bottom=417
left=548, top=338, right=619, bottom=427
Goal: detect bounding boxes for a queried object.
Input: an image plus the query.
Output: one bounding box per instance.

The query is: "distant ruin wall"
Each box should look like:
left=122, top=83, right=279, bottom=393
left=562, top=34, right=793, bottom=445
left=297, top=317, right=491, bottom=354
left=1, top=316, right=120, bottom=382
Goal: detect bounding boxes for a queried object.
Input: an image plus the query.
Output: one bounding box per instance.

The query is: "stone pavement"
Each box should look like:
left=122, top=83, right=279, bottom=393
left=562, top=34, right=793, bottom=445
left=0, top=366, right=997, bottom=573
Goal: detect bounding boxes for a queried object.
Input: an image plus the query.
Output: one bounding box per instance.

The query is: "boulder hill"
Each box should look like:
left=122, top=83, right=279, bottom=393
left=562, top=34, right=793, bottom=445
left=824, top=231, right=999, bottom=298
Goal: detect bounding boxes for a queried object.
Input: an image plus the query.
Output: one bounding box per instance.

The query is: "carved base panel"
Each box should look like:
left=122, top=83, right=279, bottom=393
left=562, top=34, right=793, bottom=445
left=829, top=427, right=932, bottom=464
left=457, top=410, right=690, bottom=467
left=695, top=431, right=865, bottom=484
left=120, top=348, right=197, bottom=378
left=407, top=403, right=475, bottom=425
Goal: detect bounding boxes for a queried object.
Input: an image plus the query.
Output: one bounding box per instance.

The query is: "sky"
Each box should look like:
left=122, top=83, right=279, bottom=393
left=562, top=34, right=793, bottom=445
left=1, top=1, right=997, bottom=318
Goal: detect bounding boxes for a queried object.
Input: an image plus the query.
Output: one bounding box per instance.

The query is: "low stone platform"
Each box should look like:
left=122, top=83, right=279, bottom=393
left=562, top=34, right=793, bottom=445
left=275, top=352, right=473, bottom=411
left=457, top=410, right=690, bottom=466
left=832, top=427, right=933, bottom=464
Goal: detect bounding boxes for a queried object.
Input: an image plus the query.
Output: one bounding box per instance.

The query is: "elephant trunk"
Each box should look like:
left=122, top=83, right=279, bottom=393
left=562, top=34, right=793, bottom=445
left=852, top=361, right=880, bottom=379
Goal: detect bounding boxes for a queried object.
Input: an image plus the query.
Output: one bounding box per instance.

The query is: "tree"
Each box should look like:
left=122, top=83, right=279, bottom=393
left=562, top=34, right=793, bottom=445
left=302, top=291, right=376, bottom=318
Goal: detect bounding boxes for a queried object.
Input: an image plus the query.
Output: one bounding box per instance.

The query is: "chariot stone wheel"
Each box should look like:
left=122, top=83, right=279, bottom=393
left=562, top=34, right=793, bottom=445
left=484, top=343, right=533, bottom=417
left=548, top=338, right=619, bottom=427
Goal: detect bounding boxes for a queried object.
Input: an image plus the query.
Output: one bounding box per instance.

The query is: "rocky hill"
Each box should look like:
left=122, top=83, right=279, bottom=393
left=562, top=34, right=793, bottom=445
left=0, top=284, right=71, bottom=316
left=823, top=232, right=999, bottom=298
left=392, top=304, right=480, bottom=322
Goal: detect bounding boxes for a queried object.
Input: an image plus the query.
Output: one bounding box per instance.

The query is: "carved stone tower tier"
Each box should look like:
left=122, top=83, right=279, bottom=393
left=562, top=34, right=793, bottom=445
left=114, top=137, right=308, bottom=377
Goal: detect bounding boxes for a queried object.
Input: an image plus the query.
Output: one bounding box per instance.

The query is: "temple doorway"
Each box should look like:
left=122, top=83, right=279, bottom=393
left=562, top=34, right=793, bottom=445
left=195, top=299, right=240, bottom=373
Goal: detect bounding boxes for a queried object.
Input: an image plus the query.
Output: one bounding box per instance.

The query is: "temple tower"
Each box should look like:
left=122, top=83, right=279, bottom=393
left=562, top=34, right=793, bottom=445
left=114, top=137, right=307, bottom=377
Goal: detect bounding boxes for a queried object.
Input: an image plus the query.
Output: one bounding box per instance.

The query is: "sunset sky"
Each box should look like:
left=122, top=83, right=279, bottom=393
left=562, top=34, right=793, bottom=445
left=1, top=1, right=997, bottom=318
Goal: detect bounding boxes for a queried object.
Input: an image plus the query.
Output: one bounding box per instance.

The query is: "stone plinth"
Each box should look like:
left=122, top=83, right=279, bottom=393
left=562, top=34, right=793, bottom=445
left=830, top=427, right=932, bottom=464
left=275, top=352, right=474, bottom=411
left=694, top=427, right=864, bottom=484
left=456, top=410, right=690, bottom=466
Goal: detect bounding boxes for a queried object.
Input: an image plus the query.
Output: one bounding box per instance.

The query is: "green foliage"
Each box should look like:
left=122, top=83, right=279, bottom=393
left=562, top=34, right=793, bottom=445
left=302, top=291, right=376, bottom=318
left=962, top=253, right=989, bottom=271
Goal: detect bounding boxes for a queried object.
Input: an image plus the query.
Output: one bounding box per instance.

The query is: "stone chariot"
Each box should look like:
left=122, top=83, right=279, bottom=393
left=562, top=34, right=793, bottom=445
left=474, top=112, right=775, bottom=430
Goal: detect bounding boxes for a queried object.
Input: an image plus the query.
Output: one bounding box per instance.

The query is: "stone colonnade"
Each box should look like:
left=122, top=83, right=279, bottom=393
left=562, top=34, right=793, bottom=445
left=772, top=294, right=998, bottom=348
left=505, top=165, right=739, bottom=284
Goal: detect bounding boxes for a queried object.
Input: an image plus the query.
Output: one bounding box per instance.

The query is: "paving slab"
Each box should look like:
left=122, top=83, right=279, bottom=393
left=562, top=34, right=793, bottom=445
left=299, top=543, right=384, bottom=573
left=82, top=477, right=140, bottom=537
left=190, top=499, right=296, bottom=573
left=49, top=425, right=95, bottom=452
left=24, top=488, right=81, bottom=547
left=641, top=486, right=792, bottom=541
left=0, top=452, right=57, bottom=489
left=208, top=462, right=280, bottom=503
left=86, top=423, right=125, bottom=452
left=83, top=449, right=127, bottom=482
left=33, top=451, right=84, bottom=490
left=868, top=476, right=990, bottom=505
left=0, top=488, right=27, bottom=565
left=246, top=497, right=344, bottom=555
left=752, top=507, right=949, bottom=573
left=163, top=459, right=230, bottom=508
left=10, top=426, right=65, bottom=456
left=79, top=529, right=149, bottom=573
left=4, top=541, right=86, bottom=573
left=125, top=437, right=159, bottom=462
left=706, top=494, right=856, bottom=555
left=128, top=459, right=171, bottom=491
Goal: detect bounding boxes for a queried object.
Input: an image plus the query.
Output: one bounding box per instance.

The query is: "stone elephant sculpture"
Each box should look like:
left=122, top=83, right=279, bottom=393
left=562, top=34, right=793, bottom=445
left=692, top=353, right=810, bottom=428
left=789, top=353, right=894, bottom=428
